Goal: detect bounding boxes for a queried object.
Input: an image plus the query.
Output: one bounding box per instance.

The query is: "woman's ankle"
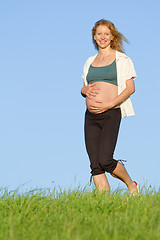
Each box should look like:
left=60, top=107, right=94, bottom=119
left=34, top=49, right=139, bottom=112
left=129, top=181, right=138, bottom=195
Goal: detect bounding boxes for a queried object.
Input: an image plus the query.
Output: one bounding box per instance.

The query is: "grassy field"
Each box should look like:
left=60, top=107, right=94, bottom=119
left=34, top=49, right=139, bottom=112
left=0, top=186, right=160, bottom=240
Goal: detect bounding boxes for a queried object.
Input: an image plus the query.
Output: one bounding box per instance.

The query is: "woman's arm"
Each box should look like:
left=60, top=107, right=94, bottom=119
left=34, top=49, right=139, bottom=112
left=108, top=78, right=135, bottom=109
left=90, top=78, right=135, bottom=113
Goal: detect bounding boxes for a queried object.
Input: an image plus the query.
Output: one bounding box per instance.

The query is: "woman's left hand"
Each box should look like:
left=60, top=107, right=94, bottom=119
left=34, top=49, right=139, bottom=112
left=88, top=100, right=111, bottom=114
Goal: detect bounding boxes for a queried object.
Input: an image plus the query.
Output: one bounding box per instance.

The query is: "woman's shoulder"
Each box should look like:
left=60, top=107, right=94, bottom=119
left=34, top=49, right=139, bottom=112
left=82, top=54, right=97, bottom=78
left=116, top=50, right=128, bottom=59
left=83, top=54, right=97, bottom=72
left=116, top=51, right=135, bottom=67
left=84, top=54, right=97, bottom=64
left=116, top=50, right=134, bottom=61
left=116, top=51, right=137, bottom=79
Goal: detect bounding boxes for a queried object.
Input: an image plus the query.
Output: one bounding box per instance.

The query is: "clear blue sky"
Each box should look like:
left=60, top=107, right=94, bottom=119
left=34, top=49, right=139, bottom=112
left=0, top=0, right=160, bottom=193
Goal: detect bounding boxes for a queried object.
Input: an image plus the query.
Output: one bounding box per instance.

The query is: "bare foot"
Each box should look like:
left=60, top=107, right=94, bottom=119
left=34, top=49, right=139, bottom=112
left=130, top=181, right=140, bottom=195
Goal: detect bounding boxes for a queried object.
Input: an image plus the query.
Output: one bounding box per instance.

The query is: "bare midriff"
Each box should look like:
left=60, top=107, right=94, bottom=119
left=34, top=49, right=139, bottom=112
left=86, top=82, right=120, bottom=114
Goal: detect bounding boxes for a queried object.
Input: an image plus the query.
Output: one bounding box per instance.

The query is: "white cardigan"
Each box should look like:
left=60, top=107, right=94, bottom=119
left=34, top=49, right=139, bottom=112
left=82, top=50, right=137, bottom=118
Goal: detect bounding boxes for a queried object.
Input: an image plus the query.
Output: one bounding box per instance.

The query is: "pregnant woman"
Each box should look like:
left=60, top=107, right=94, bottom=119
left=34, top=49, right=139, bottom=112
left=81, top=19, right=140, bottom=195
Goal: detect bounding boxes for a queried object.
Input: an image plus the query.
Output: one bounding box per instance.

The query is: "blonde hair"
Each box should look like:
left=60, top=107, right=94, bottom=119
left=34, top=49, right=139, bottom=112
left=92, top=19, right=128, bottom=53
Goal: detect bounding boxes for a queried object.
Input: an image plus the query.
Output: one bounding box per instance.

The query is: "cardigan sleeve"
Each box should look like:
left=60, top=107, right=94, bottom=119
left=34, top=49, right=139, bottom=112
left=81, top=60, right=88, bottom=86
left=124, top=57, right=137, bottom=81
left=82, top=55, right=98, bottom=85
left=82, top=59, right=88, bottom=79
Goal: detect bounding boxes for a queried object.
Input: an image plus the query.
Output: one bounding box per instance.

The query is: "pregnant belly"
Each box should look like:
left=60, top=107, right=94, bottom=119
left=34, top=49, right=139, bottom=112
left=86, top=82, right=119, bottom=113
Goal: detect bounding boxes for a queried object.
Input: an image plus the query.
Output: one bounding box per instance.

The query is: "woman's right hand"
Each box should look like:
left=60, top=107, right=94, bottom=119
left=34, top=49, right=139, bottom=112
left=81, top=83, right=99, bottom=99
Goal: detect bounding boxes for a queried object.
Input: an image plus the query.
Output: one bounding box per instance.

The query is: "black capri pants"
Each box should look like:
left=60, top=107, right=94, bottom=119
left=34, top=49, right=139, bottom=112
left=85, top=108, right=121, bottom=176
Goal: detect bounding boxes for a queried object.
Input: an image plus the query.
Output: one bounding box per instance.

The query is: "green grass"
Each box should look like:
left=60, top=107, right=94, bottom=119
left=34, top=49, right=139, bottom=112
left=0, top=186, right=160, bottom=240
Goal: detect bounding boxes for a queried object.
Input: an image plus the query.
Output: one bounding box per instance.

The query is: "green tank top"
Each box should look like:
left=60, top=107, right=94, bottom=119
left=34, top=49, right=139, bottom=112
left=86, top=59, right=117, bottom=86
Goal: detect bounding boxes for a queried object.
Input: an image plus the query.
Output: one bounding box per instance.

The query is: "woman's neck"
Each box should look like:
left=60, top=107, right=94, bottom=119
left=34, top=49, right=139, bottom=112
left=98, top=47, right=115, bottom=58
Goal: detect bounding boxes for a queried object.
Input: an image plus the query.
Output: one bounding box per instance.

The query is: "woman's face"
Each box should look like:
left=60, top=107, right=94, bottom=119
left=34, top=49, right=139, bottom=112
left=94, top=25, right=113, bottom=49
